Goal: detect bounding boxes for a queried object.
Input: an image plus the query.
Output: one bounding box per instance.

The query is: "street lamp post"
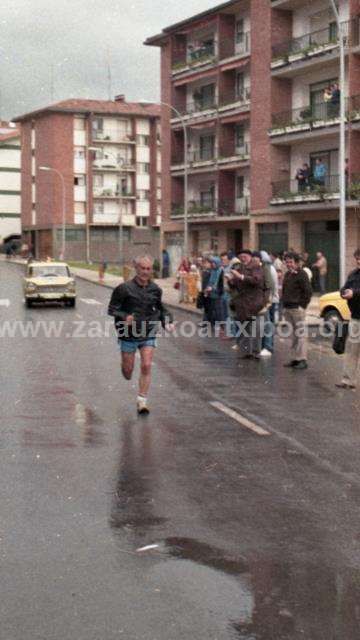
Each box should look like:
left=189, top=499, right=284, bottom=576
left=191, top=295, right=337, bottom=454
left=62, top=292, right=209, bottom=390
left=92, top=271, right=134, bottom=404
left=140, top=100, right=189, bottom=259
left=39, top=166, right=66, bottom=260
left=89, top=147, right=125, bottom=266
left=329, top=0, right=347, bottom=285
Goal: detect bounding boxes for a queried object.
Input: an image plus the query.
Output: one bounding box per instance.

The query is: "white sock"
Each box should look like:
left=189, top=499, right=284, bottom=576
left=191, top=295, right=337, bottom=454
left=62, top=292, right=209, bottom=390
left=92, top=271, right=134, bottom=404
left=137, top=395, right=147, bottom=403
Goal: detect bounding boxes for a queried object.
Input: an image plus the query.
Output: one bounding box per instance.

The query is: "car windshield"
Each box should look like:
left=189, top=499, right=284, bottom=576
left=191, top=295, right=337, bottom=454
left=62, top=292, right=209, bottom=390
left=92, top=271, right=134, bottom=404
left=29, top=265, right=70, bottom=278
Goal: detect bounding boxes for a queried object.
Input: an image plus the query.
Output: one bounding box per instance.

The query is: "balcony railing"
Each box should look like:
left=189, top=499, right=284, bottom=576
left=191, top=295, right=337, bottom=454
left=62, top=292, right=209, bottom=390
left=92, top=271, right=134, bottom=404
left=93, top=188, right=134, bottom=198
left=188, top=146, right=217, bottom=162
left=173, top=98, right=218, bottom=117
left=220, top=32, right=251, bottom=60
left=219, top=87, right=251, bottom=108
left=171, top=197, right=250, bottom=217
left=171, top=142, right=250, bottom=166
left=92, top=131, right=135, bottom=143
left=271, top=18, right=359, bottom=63
left=271, top=174, right=360, bottom=202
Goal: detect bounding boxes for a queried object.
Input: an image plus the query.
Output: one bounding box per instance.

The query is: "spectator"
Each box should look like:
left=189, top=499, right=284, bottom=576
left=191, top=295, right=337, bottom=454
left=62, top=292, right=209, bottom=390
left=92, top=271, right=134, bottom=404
left=336, top=249, right=360, bottom=389
left=200, top=257, right=212, bottom=325
left=204, top=256, right=225, bottom=329
left=282, top=252, right=312, bottom=370
left=295, top=163, right=311, bottom=193
left=271, top=252, right=286, bottom=275
left=220, top=251, right=231, bottom=330
left=330, top=82, right=340, bottom=118
left=227, top=249, right=265, bottom=358
left=260, top=250, right=280, bottom=357
left=299, top=255, right=313, bottom=283
left=312, top=251, right=328, bottom=295
left=312, top=158, right=327, bottom=188
left=162, top=249, right=170, bottom=278
left=323, top=85, right=332, bottom=117
left=186, top=264, right=201, bottom=304
left=177, top=257, right=190, bottom=303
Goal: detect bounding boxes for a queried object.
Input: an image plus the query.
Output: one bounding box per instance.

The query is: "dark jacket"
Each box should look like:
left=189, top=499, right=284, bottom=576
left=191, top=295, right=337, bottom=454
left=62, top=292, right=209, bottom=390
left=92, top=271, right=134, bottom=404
left=108, top=278, right=173, bottom=341
left=229, top=260, right=265, bottom=321
left=341, top=268, right=360, bottom=319
left=282, top=269, right=312, bottom=309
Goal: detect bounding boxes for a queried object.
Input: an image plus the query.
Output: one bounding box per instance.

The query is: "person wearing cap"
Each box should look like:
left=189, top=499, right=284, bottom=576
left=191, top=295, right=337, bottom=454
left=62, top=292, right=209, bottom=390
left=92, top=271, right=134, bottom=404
left=227, top=249, right=266, bottom=358
left=204, top=256, right=225, bottom=329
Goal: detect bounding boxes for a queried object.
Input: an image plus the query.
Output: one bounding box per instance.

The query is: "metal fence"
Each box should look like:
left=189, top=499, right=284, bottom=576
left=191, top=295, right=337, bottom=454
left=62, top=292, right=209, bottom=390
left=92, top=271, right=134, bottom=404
left=272, top=18, right=359, bottom=61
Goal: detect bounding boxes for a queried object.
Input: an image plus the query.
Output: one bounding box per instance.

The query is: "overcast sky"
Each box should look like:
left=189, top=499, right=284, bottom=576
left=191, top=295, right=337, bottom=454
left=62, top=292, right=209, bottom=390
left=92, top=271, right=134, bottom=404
left=0, top=0, right=218, bottom=120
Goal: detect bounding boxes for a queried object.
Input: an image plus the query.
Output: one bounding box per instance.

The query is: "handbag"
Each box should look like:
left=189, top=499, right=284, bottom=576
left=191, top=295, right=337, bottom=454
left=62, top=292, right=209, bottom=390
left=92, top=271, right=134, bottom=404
left=174, top=281, right=180, bottom=290
left=332, top=321, right=349, bottom=355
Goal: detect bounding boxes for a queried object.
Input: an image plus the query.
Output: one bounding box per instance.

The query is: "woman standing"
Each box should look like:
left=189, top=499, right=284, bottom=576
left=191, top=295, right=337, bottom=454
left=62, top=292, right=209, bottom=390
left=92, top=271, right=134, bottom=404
left=204, top=257, right=225, bottom=329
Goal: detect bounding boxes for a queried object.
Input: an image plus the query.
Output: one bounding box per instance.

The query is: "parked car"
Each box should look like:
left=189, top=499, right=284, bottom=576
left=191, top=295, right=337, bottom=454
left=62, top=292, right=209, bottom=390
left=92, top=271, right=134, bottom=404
left=23, top=261, right=76, bottom=308
left=319, top=290, right=350, bottom=331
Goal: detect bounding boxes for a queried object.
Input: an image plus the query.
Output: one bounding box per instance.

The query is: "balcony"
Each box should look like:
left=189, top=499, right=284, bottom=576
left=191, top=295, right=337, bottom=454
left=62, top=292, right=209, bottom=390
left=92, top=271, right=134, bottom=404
left=171, top=196, right=250, bottom=219
left=271, top=19, right=360, bottom=74
left=92, top=131, right=136, bottom=144
left=172, top=97, right=218, bottom=121
left=93, top=158, right=136, bottom=171
left=271, top=174, right=360, bottom=206
left=172, top=42, right=217, bottom=75
left=270, top=94, right=360, bottom=140
left=93, top=188, right=135, bottom=199
left=218, top=87, right=251, bottom=114
left=220, top=32, right=251, bottom=61
left=218, top=142, right=250, bottom=165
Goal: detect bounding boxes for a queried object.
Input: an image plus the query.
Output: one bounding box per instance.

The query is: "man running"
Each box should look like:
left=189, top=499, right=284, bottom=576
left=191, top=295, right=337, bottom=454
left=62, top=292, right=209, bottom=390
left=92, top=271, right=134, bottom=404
left=108, top=255, right=173, bottom=414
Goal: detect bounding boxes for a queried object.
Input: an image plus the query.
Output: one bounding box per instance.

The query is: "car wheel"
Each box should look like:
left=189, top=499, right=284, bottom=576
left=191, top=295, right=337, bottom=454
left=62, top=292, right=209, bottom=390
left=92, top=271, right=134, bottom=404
left=323, top=308, right=342, bottom=334
left=25, top=299, right=32, bottom=308
left=67, top=299, right=76, bottom=308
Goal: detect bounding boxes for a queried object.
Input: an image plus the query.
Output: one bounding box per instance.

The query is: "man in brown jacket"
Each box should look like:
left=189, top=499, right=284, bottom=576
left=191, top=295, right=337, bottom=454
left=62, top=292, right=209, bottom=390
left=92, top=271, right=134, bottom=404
left=282, top=252, right=313, bottom=370
left=228, top=249, right=266, bottom=358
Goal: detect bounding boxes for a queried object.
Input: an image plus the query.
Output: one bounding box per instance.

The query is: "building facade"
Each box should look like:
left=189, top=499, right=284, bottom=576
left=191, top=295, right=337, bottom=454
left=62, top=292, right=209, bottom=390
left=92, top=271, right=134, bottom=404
left=0, top=122, right=21, bottom=245
left=14, top=97, right=162, bottom=262
left=147, top=0, right=360, bottom=287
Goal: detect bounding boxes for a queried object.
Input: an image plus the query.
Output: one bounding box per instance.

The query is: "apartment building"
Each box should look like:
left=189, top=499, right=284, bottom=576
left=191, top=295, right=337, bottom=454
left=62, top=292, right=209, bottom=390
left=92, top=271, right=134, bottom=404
left=13, top=97, right=162, bottom=262
left=147, top=0, right=360, bottom=287
left=0, top=121, right=21, bottom=245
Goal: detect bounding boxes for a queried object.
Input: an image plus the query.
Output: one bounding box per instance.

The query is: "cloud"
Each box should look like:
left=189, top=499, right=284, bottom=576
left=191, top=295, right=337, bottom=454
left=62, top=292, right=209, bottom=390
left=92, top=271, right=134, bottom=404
left=1, top=0, right=215, bottom=120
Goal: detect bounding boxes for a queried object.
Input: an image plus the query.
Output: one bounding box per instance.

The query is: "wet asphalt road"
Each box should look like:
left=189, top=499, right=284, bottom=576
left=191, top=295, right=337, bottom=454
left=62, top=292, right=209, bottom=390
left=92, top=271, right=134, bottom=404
left=1, top=261, right=360, bottom=640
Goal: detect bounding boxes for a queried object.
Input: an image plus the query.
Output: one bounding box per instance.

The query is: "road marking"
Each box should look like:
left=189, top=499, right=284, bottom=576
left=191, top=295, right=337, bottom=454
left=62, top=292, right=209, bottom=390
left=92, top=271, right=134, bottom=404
left=0, top=299, right=10, bottom=307
left=210, top=401, right=271, bottom=437
left=80, top=298, right=103, bottom=306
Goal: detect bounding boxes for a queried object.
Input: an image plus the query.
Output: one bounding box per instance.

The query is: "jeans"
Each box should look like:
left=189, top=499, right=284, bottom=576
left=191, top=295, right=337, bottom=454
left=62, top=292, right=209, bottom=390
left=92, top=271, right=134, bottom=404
left=319, top=275, right=326, bottom=295
left=262, top=303, right=279, bottom=353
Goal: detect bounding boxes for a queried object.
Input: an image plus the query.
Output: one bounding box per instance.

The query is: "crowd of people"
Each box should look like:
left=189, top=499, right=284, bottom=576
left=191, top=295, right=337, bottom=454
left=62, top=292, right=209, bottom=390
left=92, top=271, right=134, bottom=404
left=174, top=249, right=314, bottom=368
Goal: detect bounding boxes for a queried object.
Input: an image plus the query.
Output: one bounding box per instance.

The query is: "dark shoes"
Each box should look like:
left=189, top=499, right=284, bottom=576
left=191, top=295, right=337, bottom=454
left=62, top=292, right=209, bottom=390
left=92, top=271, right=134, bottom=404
left=335, top=382, right=356, bottom=390
left=284, top=360, right=308, bottom=370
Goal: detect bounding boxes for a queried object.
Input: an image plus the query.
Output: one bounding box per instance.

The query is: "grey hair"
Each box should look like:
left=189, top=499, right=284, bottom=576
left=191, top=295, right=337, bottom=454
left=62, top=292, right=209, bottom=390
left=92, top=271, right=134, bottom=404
left=133, top=255, right=154, bottom=266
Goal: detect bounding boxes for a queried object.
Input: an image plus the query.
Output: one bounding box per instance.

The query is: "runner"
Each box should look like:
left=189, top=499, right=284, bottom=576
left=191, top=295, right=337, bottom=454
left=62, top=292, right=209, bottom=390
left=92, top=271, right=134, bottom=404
left=108, top=255, right=174, bottom=414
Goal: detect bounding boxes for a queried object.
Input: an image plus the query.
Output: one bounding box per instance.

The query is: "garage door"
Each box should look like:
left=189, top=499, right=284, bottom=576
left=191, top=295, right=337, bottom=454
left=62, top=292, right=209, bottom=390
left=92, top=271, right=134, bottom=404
left=304, top=220, right=339, bottom=291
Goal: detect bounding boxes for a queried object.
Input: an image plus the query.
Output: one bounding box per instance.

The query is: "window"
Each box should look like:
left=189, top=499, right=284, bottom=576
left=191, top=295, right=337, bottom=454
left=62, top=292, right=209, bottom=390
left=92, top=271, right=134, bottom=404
left=236, top=19, right=244, bottom=44
left=211, top=230, right=219, bottom=253
left=94, top=202, right=104, bottom=214
left=157, top=175, right=162, bottom=188
left=236, top=175, right=244, bottom=198
left=193, top=83, right=215, bottom=110
left=93, top=174, right=103, bottom=188
left=200, top=184, right=215, bottom=209
left=137, top=190, right=150, bottom=200
left=75, top=202, right=85, bottom=214
left=56, top=229, right=85, bottom=242
left=235, top=124, right=245, bottom=150
left=200, top=135, right=215, bottom=160
left=329, top=21, right=338, bottom=41
left=74, top=118, right=86, bottom=131
left=136, top=134, right=150, bottom=146
left=137, top=162, right=150, bottom=173
left=136, top=216, right=148, bottom=227
left=236, top=72, right=244, bottom=99
left=92, top=117, right=103, bottom=132
left=74, top=175, right=86, bottom=186
left=74, top=148, right=85, bottom=159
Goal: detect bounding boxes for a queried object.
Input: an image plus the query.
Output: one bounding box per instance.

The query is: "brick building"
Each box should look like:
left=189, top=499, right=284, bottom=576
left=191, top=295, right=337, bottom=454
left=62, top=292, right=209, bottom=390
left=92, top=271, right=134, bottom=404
left=147, top=0, right=360, bottom=287
left=13, top=97, right=162, bottom=262
left=0, top=121, right=21, bottom=245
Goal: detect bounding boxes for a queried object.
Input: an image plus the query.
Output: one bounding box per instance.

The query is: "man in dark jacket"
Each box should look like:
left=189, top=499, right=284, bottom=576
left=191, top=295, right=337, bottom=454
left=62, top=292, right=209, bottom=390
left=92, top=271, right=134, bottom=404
left=108, top=255, right=173, bottom=414
left=336, top=249, right=360, bottom=389
left=282, top=252, right=312, bottom=370
left=228, top=249, right=265, bottom=358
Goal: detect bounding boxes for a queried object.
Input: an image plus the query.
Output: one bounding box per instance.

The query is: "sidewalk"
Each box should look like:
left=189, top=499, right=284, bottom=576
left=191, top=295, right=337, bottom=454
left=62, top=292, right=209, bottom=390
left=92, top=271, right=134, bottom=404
left=0, top=256, right=321, bottom=325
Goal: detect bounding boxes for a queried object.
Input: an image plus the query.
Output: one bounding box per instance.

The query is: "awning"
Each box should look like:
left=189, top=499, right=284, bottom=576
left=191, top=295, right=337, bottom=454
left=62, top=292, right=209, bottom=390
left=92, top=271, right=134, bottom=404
left=174, top=67, right=218, bottom=87
left=220, top=111, right=250, bottom=125
left=220, top=56, right=250, bottom=73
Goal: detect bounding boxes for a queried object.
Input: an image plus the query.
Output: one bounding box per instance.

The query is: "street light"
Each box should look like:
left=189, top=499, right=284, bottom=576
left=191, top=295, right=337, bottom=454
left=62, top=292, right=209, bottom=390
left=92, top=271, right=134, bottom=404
left=140, top=100, right=189, bottom=259
left=39, top=166, right=66, bottom=260
left=329, top=0, right=347, bottom=285
left=89, top=147, right=125, bottom=266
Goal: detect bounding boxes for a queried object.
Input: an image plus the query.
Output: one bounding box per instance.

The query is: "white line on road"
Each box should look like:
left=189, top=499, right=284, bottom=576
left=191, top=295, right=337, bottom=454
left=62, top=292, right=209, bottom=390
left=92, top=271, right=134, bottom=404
left=210, top=401, right=271, bottom=437
left=0, top=299, right=10, bottom=307
left=80, top=298, right=103, bottom=306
